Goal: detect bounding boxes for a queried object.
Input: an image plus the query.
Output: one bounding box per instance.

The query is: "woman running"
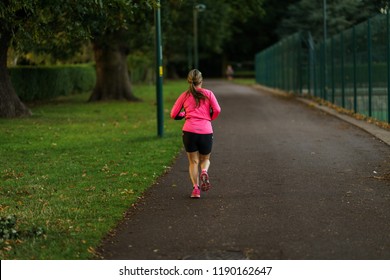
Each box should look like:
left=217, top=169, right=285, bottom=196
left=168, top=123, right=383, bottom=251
left=170, top=69, right=221, bottom=198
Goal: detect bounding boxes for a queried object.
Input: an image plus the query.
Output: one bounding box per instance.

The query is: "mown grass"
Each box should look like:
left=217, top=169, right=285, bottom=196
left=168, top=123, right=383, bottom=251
left=0, top=80, right=188, bottom=259
left=231, top=78, right=256, bottom=86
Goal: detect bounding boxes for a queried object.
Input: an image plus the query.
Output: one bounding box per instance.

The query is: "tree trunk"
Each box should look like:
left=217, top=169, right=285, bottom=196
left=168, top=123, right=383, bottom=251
left=89, top=32, right=140, bottom=102
left=0, top=31, right=31, bottom=118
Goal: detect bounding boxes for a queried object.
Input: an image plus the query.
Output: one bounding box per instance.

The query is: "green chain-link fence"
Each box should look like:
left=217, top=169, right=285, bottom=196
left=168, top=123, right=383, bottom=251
left=255, top=13, right=390, bottom=123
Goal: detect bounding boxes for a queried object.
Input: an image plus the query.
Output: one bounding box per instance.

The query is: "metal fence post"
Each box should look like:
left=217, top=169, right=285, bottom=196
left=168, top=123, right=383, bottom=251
left=295, top=33, right=303, bottom=95
left=314, top=47, right=318, bottom=97
left=353, top=26, right=357, bottom=113
left=331, top=37, right=335, bottom=103
left=387, top=10, right=390, bottom=123
left=341, top=32, right=345, bottom=108
left=320, top=44, right=324, bottom=99
left=368, top=18, right=372, bottom=117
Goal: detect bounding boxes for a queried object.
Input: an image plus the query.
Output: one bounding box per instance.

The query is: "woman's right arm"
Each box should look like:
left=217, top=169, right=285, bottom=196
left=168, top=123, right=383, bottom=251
left=170, top=93, right=186, bottom=120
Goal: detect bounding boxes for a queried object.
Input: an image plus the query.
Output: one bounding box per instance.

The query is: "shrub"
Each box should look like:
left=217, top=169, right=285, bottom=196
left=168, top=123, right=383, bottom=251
left=0, top=215, right=18, bottom=243
left=0, top=215, right=46, bottom=245
left=9, top=64, right=96, bottom=101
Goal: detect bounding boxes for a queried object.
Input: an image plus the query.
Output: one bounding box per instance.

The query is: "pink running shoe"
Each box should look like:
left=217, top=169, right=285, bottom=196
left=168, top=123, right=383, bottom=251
left=191, top=187, right=200, bottom=198
left=200, top=171, right=211, bottom=192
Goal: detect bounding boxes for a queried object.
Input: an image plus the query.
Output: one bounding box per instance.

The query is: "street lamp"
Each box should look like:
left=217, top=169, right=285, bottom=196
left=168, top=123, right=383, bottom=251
left=193, top=3, right=206, bottom=69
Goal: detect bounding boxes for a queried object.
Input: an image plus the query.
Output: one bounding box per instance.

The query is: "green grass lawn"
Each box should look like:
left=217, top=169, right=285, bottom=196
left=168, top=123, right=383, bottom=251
left=0, top=80, right=188, bottom=259
left=231, top=78, right=256, bottom=86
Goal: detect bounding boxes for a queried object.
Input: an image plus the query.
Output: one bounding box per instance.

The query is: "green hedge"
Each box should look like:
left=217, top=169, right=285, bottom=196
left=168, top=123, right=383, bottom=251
left=9, top=64, right=96, bottom=101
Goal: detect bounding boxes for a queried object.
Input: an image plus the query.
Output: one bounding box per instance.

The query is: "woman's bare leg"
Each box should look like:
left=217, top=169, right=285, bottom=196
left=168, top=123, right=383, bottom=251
left=199, top=153, right=211, bottom=172
left=187, top=151, right=200, bottom=187
left=199, top=153, right=212, bottom=191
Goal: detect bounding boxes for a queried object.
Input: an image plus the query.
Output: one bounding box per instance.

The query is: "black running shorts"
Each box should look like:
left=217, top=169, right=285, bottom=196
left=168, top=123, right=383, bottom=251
left=182, top=131, right=213, bottom=155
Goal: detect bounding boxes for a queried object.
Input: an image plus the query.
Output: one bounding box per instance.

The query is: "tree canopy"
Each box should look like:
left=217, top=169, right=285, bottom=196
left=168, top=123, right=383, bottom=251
left=160, top=0, right=265, bottom=76
left=1, top=0, right=154, bottom=117
left=3, top=0, right=388, bottom=117
left=276, top=0, right=381, bottom=42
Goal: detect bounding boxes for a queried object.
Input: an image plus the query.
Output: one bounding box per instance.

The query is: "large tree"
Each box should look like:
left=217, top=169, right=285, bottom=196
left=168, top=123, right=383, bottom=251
left=1, top=0, right=94, bottom=118
left=28, top=0, right=153, bottom=102
left=1, top=0, right=267, bottom=117
left=78, top=1, right=153, bottom=102
left=0, top=0, right=36, bottom=118
left=0, top=1, right=153, bottom=118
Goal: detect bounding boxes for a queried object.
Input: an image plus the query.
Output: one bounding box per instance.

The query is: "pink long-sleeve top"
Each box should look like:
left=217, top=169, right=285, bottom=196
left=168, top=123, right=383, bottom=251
left=170, top=88, right=221, bottom=134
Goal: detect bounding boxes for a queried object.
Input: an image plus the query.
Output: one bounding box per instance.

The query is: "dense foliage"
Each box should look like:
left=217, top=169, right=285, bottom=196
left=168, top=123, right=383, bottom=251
left=277, top=0, right=383, bottom=42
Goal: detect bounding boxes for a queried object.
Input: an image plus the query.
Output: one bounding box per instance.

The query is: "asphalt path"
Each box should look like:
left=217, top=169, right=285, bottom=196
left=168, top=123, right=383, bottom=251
left=98, top=80, right=390, bottom=260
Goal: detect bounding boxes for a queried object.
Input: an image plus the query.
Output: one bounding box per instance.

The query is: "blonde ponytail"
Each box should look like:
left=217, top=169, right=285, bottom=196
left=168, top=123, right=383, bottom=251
left=187, top=69, right=207, bottom=107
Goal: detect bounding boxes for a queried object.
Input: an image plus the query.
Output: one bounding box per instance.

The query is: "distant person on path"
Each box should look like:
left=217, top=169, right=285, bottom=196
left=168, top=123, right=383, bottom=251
left=170, top=69, right=221, bottom=198
left=226, top=64, right=234, bottom=80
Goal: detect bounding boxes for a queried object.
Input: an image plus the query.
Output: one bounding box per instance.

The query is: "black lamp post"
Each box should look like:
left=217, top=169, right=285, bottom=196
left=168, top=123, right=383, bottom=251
left=193, top=3, right=206, bottom=69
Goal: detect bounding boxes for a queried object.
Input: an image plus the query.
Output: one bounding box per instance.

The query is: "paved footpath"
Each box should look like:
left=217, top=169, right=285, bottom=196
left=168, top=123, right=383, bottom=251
left=98, top=80, right=390, bottom=260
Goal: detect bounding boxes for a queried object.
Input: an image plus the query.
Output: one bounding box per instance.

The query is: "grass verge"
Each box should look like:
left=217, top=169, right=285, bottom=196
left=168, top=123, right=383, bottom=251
left=230, top=78, right=256, bottom=86
left=0, top=80, right=187, bottom=259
